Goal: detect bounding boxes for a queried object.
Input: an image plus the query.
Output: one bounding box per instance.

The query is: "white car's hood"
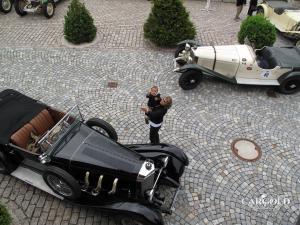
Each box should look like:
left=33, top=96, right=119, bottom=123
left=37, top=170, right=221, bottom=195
left=286, top=10, right=300, bottom=22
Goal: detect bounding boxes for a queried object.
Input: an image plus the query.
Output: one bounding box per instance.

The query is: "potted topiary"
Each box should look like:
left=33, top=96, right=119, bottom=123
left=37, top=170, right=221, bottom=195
left=238, top=15, right=276, bottom=49
left=144, top=0, right=196, bottom=47
left=0, top=203, right=12, bottom=225
left=64, top=0, right=97, bottom=45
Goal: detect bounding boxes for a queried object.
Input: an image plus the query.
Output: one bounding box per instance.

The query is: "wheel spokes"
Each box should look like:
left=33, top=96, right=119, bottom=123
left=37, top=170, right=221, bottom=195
left=2, top=0, right=11, bottom=11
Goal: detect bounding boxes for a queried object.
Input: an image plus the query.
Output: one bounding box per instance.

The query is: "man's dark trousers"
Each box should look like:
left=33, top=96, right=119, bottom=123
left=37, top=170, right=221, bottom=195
left=150, top=126, right=160, bottom=144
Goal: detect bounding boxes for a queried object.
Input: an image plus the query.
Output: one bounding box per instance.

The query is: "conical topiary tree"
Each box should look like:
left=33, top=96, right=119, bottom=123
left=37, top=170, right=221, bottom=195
left=64, top=0, right=97, bottom=44
left=144, top=0, right=196, bottom=47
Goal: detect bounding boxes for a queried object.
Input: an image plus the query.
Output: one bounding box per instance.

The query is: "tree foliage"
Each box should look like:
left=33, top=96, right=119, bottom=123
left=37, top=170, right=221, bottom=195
left=0, top=203, right=12, bottom=225
left=238, top=15, right=276, bottom=49
left=64, top=0, right=97, bottom=44
left=144, top=0, right=196, bottom=47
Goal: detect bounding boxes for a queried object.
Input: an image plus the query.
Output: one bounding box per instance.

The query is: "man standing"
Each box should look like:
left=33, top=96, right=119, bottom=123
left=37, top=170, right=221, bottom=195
left=247, top=0, right=258, bottom=16
left=141, top=96, right=172, bottom=144
left=235, top=0, right=246, bottom=21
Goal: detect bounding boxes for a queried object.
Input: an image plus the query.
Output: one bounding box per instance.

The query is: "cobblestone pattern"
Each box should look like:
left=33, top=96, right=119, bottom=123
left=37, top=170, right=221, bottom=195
left=0, top=0, right=285, bottom=49
left=0, top=48, right=299, bottom=224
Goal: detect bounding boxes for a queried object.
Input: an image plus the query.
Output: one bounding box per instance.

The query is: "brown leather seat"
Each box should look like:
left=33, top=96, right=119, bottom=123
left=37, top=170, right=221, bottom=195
left=10, top=124, right=36, bottom=149
left=29, top=109, right=55, bottom=136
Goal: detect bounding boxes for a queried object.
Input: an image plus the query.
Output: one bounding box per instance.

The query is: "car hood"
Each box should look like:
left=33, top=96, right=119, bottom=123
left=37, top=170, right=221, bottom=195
left=193, top=45, right=255, bottom=69
left=54, top=123, right=144, bottom=179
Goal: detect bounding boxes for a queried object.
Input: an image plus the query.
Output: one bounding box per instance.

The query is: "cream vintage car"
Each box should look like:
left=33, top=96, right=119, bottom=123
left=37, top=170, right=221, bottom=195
left=257, top=0, right=300, bottom=46
left=173, top=40, right=300, bottom=94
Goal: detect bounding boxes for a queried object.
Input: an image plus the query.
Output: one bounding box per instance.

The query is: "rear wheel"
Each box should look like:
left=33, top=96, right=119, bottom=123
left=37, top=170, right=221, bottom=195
left=43, top=166, right=81, bottom=200
left=14, top=0, right=27, bottom=16
left=86, top=118, right=118, bottom=141
left=278, top=77, right=300, bottom=94
left=179, top=70, right=202, bottom=90
left=0, top=0, right=12, bottom=13
left=42, top=0, right=55, bottom=18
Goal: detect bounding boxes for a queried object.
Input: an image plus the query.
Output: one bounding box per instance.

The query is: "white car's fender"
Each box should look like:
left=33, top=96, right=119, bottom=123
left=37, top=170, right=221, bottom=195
left=257, top=3, right=270, bottom=17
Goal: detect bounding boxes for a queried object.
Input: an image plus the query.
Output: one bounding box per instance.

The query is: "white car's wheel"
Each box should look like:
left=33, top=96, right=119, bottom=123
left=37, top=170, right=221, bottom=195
left=278, top=77, right=300, bottom=94
left=179, top=70, right=202, bottom=90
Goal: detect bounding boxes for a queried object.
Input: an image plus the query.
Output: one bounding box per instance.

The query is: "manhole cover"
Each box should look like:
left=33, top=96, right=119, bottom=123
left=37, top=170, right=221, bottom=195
left=231, top=138, right=261, bottom=162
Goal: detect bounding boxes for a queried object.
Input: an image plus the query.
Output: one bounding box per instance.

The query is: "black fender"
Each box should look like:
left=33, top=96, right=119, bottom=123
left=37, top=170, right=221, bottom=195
left=278, top=71, right=300, bottom=84
left=125, top=143, right=189, bottom=186
left=85, top=202, right=164, bottom=225
left=177, top=64, right=237, bottom=83
left=177, top=39, right=201, bottom=47
left=177, top=64, right=219, bottom=78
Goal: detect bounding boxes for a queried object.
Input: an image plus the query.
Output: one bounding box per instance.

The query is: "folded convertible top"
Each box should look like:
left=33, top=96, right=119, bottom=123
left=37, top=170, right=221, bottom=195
left=0, top=89, right=46, bottom=144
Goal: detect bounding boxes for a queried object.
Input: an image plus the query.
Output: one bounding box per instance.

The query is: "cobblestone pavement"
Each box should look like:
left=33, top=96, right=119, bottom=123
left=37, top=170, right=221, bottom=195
left=0, top=0, right=296, bottom=49
left=0, top=47, right=300, bottom=225
left=1, top=0, right=300, bottom=224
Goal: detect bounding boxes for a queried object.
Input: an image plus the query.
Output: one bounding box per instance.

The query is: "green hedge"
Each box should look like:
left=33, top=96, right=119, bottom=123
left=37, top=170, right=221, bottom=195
left=238, top=15, right=276, bottom=49
left=64, top=0, right=97, bottom=44
left=144, top=0, right=196, bottom=47
left=0, top=203, right=12, bottom=225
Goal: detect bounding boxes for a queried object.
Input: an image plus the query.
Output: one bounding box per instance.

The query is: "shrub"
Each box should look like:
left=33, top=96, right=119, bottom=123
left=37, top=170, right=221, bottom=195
left=238, top=15, right=276, bottom=49
left=64, top=0, right=97, bottom=44
left=144, top=0, right=196, bottom=47
left=0, top=203, right=12, bottom=225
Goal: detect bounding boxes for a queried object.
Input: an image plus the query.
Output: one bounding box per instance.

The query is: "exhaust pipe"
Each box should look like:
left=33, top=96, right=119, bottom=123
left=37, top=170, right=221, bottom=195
left=108, top=178, right=118, bottom=195
left=92, top=175, right=104, bottom=196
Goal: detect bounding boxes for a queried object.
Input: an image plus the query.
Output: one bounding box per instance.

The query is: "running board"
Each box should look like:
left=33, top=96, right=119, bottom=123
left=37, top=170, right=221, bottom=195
left=11, top=166, right=64, bottom=200
left=236, top=78, right=280, bottom=86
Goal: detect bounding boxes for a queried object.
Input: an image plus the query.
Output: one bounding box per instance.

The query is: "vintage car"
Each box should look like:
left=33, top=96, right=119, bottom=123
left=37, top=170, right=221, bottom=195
left=14, top=0, right=58, bottom=18
left=174, top=40, right=300, bottom=94
left=0, top=0, right=13, bottom=13
left=257, top=0, right=300, bottom=46
left=0, top=89, right=189, bottom=225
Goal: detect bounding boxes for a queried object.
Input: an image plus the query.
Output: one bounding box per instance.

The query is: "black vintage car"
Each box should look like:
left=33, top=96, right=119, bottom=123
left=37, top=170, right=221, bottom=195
left=0, top=89, right=189, bottom=225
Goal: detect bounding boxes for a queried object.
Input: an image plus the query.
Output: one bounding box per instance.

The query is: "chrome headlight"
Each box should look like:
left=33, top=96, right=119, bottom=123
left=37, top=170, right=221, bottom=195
left=137, top=160, right=155, bottom=195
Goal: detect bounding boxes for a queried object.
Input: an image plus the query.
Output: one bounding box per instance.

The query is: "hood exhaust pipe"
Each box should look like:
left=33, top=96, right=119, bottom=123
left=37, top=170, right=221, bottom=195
left=108, top=178, right=118, bottom=195
left=82, top=171, right=90, bottom=191
left=92, top=175, right=104, bottom=196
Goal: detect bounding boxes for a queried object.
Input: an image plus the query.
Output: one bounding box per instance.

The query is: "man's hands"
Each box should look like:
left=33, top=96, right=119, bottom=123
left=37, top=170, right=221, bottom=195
left=141, top=107, right=150, bottom=113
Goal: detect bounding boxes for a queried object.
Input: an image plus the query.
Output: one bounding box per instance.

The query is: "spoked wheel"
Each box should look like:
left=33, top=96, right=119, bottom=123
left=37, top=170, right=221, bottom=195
left=116, top=217, right=151, bottom=225
left=278, top=77, right=300, bottom=94
left=14, top=0, right=27, bottom=16
left=0, top=0, right=12, bottom=13
left=43, top=166, right=81, bottom=200
left=175, top=44, right=188, bottom=66
left=178, top=70, right=202, bottom=90
left=86, top=118, right=118, bottom=141
left=42, top=0, right=55, bottom=18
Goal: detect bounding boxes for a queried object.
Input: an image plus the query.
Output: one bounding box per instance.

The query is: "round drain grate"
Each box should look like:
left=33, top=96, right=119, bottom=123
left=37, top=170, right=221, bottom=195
left=231, top=138, right=261, bottom=162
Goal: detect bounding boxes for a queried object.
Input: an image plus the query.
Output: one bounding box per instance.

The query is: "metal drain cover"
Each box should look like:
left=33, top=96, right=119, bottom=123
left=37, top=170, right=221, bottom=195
left=231, top=138, right=261, bottom=162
